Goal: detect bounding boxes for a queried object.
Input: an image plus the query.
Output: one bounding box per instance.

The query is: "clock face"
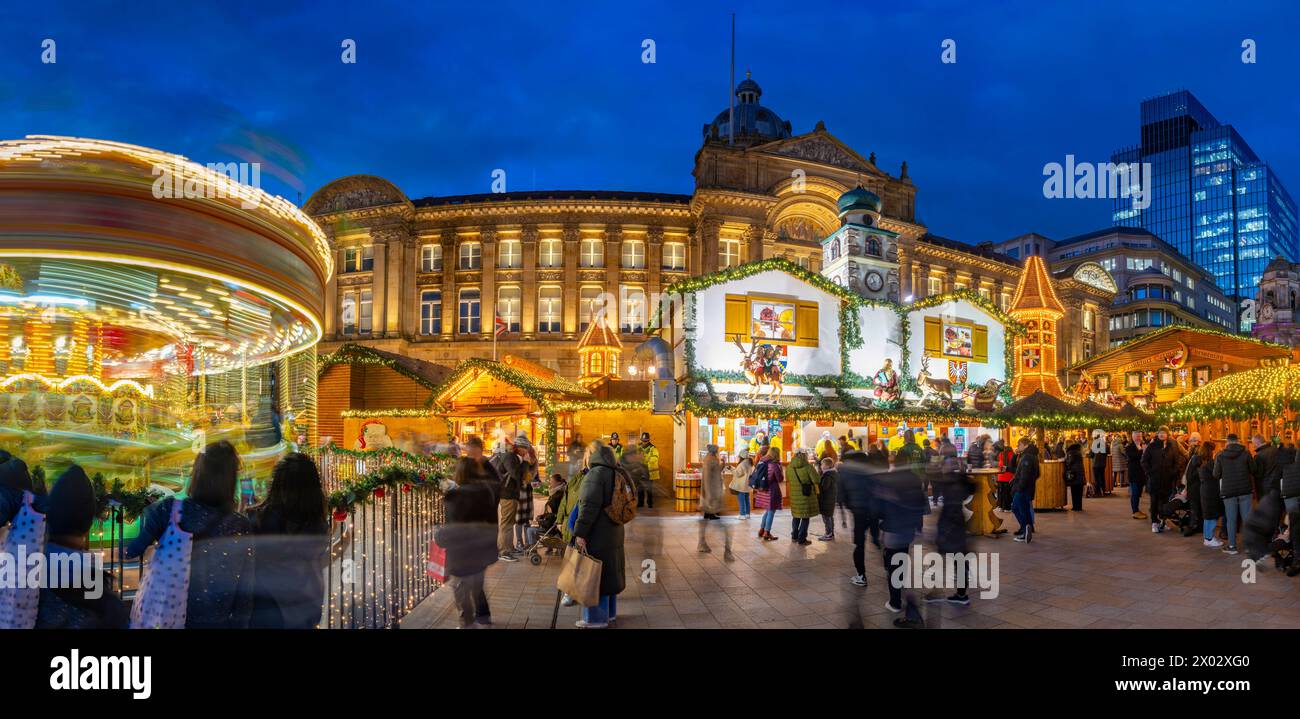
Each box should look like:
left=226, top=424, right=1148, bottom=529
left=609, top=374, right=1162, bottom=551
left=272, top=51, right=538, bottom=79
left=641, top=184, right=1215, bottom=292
left=866, top=271, right=884, bottom=292
left=1262, top=302, right=1275, bottom=321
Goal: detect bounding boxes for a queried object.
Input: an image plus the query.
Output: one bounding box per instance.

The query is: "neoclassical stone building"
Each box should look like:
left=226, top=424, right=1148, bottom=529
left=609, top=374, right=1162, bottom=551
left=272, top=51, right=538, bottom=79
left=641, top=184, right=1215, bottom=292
left=305, top=74, right=1103, bottom=380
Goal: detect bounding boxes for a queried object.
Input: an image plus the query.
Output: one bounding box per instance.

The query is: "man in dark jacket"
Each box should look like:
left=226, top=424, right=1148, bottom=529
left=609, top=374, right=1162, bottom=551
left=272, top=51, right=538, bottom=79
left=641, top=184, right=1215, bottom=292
left=1010, top=439, right=1039, bottom=542
left=877, top=462, right=928, bottom=621
left=928, top=440, right=974, bottom=605
left=1251, top=435, right=1280, bottom=503
left=1140, top=427, right=1177, bottom=533
left=434, top=483, right=499, bottom=628
left=1213, top=433, right=1256, bottom=555
left=837, top=450, right=877, bottom=587
left=1125, top=432, right=1147, bottom=520
left=488, top=441, right=525, bottom=562
left=1280, top=451, right=1300, bottom=576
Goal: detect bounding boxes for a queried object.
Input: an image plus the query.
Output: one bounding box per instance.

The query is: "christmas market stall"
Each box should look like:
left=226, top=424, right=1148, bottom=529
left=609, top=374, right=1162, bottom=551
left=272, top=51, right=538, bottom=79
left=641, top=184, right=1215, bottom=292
left=1161, top=363, right=1300, bottom=444
left=1062, top=325, right=1291, bottom=413
left=316, top=343, right=453, bottom=450
left=0, top=136, right=329, bottom=542
left=653, top=257, right=1021, bottom=512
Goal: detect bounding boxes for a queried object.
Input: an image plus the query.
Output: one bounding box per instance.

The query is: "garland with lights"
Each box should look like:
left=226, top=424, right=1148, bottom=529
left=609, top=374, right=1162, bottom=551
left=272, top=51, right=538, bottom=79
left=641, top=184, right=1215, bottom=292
left=327, top=464, right=443, bottom=517
left=1065, top=324, right=1291, bottom=373
left=680, top=390, right=988, bottom=425
left=1159, top=364, right=1300, bottom=422
left=318, top=343, right=440, bottom=408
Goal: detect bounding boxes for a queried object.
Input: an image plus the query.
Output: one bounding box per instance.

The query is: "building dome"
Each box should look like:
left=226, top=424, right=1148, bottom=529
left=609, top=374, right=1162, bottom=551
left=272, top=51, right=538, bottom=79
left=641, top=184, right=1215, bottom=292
left=703, top=72, right=793, bottom=147
left=1264, top=255, right=1294, bottom=276
left=837, top=186, right=882, bottom=218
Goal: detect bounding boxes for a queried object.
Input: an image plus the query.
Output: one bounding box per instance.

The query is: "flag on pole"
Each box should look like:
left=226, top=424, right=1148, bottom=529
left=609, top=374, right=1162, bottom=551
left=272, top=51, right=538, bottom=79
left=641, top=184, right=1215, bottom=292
left=494, top=313, right=508, bottom=337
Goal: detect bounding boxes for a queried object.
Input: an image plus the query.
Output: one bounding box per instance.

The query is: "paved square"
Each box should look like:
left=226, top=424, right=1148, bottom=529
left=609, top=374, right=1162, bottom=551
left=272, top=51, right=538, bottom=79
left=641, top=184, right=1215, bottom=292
left=402, top=493, right=1300, bottom=629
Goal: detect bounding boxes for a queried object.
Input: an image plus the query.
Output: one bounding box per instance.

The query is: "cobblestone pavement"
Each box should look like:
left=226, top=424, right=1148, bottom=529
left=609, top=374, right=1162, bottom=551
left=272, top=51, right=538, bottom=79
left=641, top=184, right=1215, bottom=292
left=402, top=493, right=1300, bottom=629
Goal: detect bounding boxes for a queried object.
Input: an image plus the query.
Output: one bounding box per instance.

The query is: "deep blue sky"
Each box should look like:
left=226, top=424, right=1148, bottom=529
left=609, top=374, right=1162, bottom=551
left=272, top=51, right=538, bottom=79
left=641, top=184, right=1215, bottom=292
left=2, top=0, right=1297, bottom=245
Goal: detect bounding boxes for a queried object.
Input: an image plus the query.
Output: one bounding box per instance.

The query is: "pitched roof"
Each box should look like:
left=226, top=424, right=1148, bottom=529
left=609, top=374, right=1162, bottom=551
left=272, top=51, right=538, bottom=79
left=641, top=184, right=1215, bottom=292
left=432, top=357, right=592, bottom=410
left=1066, top=325, right=1290, bottom=372
left=1009, top=254, right=1065, bottom=315
left=318, top=343, right=454, bottom=390
left=577, top=318, right=623, bottom=351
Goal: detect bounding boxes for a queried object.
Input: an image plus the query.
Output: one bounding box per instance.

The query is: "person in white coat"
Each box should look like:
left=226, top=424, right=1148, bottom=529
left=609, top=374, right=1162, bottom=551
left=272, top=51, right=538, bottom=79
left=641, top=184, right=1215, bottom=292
left=729, top=448, right=754, bottom=518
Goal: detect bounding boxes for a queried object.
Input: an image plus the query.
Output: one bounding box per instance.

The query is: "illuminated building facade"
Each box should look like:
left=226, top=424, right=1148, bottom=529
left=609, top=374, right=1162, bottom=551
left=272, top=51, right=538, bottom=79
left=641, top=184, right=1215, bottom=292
left=306, top=75, right=1103, bottom=382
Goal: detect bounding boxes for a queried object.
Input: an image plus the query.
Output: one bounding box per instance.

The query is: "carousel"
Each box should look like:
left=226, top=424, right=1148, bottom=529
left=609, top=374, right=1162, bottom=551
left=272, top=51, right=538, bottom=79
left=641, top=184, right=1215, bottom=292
left=0, top=136, right=328, bottom=510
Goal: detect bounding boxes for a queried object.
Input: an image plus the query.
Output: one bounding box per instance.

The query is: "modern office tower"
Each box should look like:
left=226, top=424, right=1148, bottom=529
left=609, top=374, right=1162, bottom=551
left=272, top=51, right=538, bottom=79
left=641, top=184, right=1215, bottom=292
left=1111, top=90, right=1298, bottom=327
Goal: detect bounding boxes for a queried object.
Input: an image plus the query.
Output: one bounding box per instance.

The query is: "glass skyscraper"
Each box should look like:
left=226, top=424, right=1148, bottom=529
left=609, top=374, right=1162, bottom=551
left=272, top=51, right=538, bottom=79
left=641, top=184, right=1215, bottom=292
left=1112, top=90, right=1298, bottom=328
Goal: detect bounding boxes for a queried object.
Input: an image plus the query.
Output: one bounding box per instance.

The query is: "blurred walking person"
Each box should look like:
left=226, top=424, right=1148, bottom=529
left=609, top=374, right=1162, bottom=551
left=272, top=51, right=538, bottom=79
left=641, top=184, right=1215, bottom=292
left=247, top=453, right=329, bottom=629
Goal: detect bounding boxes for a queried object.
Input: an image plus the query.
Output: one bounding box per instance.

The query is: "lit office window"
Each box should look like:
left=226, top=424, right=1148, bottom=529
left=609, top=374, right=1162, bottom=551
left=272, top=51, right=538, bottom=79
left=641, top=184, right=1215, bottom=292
left=719, top=239, right=741, bottom=268
left=538, top=286, right=562, bottom=333
left=580, top=238, right=604, bottom=268
left=621, top=239, right=646, bottom=269
left=342, top=246, right=374, bottom=273
left=458, top=289, right=481, bottom=334
left=662, top=242, right=686, bottom=271
left=620, top=286, right=646, bottom=334
left=420, top=290, right=442, bottom=335
left=420, top=244, right=443, bottom=272
left=497, top=286, right=521, bottom=332
left=358, top=290, right=372, bottom=334
left=539, top=238, right=563, bottom=268
left=458, top=242, right=482, bottom=270
left=498, top=239, right=522, bottom=269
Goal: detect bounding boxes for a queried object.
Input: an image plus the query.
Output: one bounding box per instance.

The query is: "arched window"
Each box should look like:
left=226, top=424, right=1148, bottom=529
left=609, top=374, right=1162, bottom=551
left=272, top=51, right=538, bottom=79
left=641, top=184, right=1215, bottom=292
left=866, top=237, right=881, bottom=257
left=590, top=352, right=603, bottom=375
left=830, top=239, right=841, bottom=260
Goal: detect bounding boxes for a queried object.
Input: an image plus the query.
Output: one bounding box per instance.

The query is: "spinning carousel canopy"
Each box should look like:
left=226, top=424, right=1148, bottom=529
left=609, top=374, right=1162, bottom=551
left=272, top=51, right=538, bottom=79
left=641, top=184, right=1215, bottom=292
left=0, top=136, right=330, bottom=374
left=1162, top=364, right=1300, bottom=422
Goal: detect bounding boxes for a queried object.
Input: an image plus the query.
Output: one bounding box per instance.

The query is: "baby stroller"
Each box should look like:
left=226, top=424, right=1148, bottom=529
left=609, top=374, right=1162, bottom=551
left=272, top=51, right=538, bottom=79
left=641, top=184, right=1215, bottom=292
left=521, top=515, right=566, bottom=565
left=1158, top=487, right=1195, bottom=536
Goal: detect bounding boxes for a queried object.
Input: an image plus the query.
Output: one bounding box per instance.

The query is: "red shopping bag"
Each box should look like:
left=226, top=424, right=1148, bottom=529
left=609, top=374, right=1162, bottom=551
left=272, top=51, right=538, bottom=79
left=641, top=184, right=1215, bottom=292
left=753, top=487, right=771, bottom=510
left=426, top=539, right=448, bottom=583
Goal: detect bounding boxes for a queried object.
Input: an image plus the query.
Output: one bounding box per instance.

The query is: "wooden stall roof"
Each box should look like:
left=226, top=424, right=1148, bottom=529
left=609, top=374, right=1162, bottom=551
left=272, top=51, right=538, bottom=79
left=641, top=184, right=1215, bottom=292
left=318, top=343, right=454, bottom=390
left=1065, top=326, right=1290, bottom=375
left=433, top=355, right=592, bottom=417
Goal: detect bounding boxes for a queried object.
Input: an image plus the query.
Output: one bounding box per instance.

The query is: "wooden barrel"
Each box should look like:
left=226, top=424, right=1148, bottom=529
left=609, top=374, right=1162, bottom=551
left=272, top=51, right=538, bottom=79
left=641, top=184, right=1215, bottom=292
left=1035, top=460, right=1067, bottom=510
left=674, top=473, right=701, bottom=513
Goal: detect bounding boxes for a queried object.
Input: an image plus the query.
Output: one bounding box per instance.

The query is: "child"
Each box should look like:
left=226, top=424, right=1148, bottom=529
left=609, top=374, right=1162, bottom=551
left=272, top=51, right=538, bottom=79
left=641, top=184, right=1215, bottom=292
left=537, top=474, right=566, bottom=554
left=433, top=483, right=498, bottom=628
left=817, top=457, right=838, bottom=541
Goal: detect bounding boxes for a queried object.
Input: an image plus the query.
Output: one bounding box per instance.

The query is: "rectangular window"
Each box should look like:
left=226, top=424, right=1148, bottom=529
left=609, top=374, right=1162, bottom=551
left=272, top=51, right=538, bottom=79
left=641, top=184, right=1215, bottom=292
left=719, top=239, right=741, bottom=269
left=420, top=244, right=443, bottom=272
left=1000, top=293, right=1010, bottom=311
left=580, top=238, right=604, bottom=268
left=420, top=290, right=442, bottom=335
left=579, top=286, right=604, bottom=330
left=497, top=239, right=522, bottom=269
left=458, top=289, right=481, bottom=334
left=342, top=245, right=375, bottom=273
left=620, top=286, right=646, bottom=334
left=538, top=286, right=562, bottom=333
left=358, top=290, right=372, bottom=334
left=621, top=239, right=646, bottom=269
left=458, top=242, right=482, bottom=270
left=663, top=242, right=686, bottom=271
left=927, top=277, right=942, bottom=296
left=539, top=238, right=563, bottom=268
left=340, top=293, right=357, bottom=334
left=497, top=286, right=521, bottom=332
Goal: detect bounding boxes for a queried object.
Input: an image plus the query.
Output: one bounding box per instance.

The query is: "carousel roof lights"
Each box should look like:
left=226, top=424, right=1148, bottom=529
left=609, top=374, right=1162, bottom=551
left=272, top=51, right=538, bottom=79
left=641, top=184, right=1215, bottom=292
left=0, top=136, right=333, bottom=280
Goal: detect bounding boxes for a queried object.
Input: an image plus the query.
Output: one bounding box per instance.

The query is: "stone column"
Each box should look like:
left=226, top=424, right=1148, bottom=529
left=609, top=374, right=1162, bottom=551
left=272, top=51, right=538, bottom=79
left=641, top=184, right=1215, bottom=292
left=479, top=226, right=497, bottom=340
left=745, top=223, right=762, bottom=264
left=562, top=223, right=579, bottom=339
left=440, top=229, right=456, bottom=340
left=521, top=224, right=538, bottom=339
left=699, top=218, right=721, bottom=274
left=605, top=224, right=622, bottom=333
left=647, top=225, right=664, bottom=314
left=401, top=233, right=418, bottom=338
left=370, top=236, right=387, bottom=336
left=324, top=240, right=338, bottom=339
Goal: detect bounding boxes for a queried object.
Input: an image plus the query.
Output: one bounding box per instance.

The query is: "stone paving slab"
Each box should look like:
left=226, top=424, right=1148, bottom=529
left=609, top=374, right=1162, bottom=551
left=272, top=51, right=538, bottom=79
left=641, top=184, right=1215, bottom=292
left=401, top=493, right=1300, bottom=629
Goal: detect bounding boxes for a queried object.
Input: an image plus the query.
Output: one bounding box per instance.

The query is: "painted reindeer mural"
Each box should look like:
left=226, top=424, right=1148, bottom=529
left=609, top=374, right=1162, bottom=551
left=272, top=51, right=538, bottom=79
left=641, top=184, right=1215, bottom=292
left=734, top=337, right=785, bottom=401
left=916, top=356, right=959, bottom=406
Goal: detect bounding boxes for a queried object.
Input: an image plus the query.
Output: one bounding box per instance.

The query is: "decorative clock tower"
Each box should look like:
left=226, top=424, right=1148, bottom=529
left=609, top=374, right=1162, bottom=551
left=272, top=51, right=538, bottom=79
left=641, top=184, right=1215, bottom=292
left=1009, top=254, right=1066, bottom=397
left=820, top=187, right=900, bottom=301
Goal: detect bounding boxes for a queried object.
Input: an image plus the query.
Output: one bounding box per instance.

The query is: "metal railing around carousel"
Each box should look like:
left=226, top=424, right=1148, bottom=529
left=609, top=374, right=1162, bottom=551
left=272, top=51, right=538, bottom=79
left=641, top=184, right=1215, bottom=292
left=312, top=445, right=452, bottom=629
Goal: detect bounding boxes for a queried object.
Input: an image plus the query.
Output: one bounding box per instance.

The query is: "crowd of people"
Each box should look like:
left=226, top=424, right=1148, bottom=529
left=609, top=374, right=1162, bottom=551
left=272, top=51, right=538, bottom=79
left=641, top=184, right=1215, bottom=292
left=0, top=442, right=329, bottom=629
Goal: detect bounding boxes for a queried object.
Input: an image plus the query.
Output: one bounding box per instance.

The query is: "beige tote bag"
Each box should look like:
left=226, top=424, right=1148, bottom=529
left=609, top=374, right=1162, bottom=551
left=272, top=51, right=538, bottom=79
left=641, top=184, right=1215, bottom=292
left=556, top=546, right=602, bottom=607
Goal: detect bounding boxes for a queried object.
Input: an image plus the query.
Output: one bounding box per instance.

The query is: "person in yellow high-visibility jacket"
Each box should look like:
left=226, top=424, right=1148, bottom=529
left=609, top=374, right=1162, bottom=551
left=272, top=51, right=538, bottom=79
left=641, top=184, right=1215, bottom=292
left=638, top=432, right=660, bottom=508
left=747, top=430, right=768, bottom=459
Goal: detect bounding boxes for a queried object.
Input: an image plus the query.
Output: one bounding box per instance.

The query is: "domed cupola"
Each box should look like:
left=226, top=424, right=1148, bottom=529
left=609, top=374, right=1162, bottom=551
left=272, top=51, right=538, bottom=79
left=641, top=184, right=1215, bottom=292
left=703, top=71, right=793, bottom=148
left=837, top=185, right=882, bottom=226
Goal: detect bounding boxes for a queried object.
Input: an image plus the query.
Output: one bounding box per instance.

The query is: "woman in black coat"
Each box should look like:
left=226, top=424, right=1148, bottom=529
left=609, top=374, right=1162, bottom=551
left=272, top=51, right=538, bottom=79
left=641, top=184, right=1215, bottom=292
left=1064, top=443, right=1086, bottom=511
left=572, top=441, right=627, bottom=628
left=1197, top=441, right=1223, bottom=546
left=246, top=453, right=329, bottom=629
left=1183, top=436, right=1203, bottom=531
